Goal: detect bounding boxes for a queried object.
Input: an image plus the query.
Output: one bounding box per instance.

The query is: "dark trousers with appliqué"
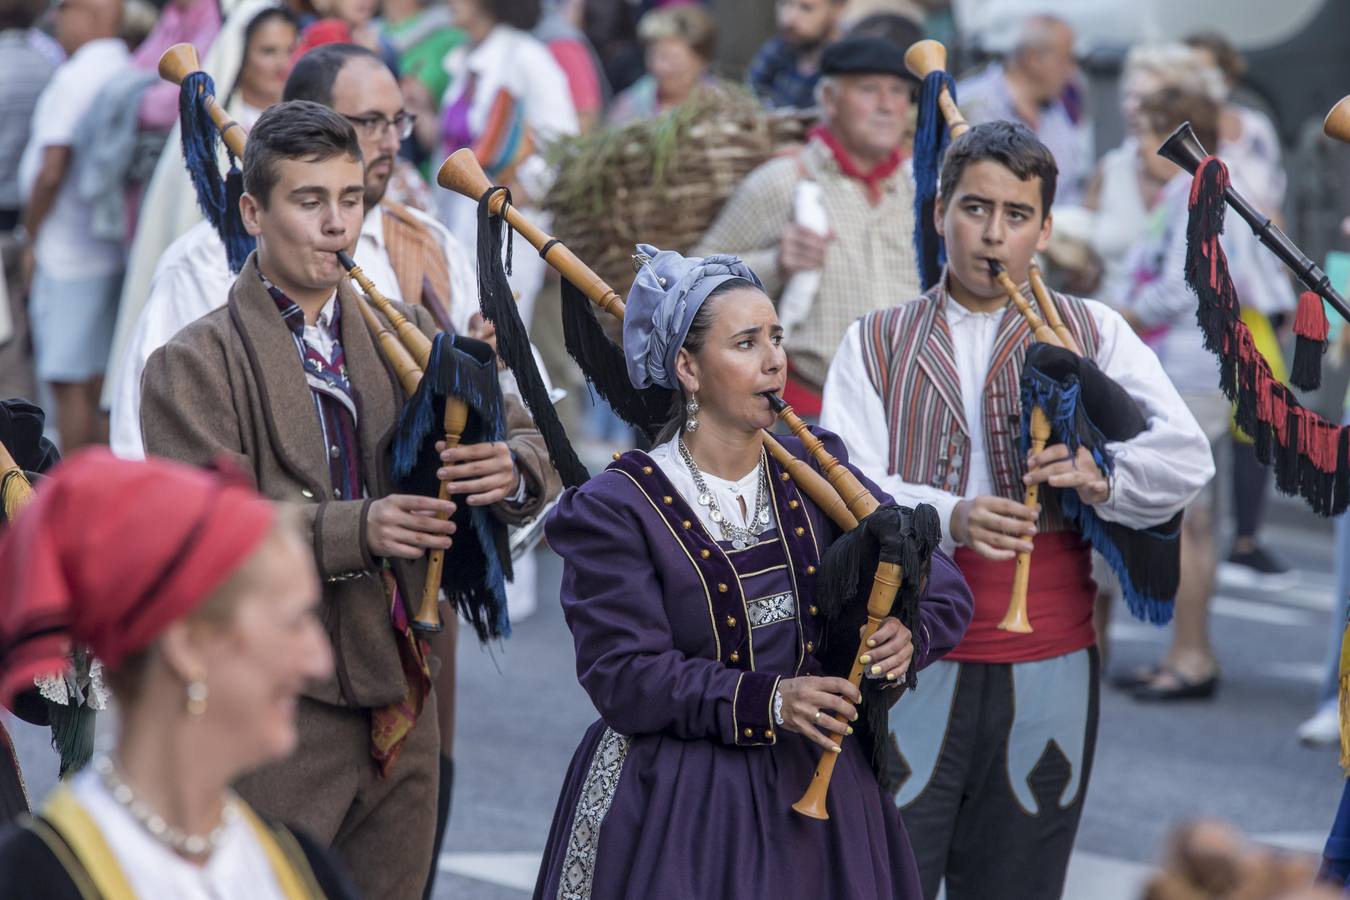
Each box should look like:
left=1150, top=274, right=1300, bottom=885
left=896, top=649, right=1100, bottom=900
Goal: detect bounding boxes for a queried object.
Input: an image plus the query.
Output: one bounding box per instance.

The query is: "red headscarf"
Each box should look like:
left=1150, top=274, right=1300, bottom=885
left=0, top=450, right=277, bottom=709
left=292, top=19, right=354, bottom=65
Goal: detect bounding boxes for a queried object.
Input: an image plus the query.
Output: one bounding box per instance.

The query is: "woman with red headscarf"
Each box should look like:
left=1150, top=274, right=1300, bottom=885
left=0, top=450, right=356, bottom=899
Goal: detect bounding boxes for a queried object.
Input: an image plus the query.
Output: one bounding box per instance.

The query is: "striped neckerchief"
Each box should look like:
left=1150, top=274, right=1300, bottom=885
left=259, top=271, right=363, bottom=501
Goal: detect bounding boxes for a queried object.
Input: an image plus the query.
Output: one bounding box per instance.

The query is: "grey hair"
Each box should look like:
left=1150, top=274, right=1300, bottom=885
left=1011, top=13, right=1072, bottom=57
left=814, top=74, right=836, bottom=110
left=1121, top=42, right=1226, bottom=103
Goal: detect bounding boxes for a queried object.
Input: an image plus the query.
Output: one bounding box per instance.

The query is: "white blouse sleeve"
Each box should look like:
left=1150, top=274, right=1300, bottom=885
left=511, top=36, right=579, bottom=204
left=1087, top=301, right=1217, bottom=527
left=440, top=228, right=479, bottom=337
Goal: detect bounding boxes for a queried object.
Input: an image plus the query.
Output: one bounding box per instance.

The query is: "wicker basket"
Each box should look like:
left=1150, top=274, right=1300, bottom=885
left=544, top=85, right=814, bottom=298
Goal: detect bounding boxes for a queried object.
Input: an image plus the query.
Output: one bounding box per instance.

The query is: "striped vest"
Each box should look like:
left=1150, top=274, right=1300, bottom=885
left=381, top=200, right=454, bottom=327
left=858, top=281, right=1101, bottom=532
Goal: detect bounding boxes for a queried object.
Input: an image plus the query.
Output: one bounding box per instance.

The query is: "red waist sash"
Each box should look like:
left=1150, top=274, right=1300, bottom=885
left=947, top=531, right=1096, bottom=664
left=783, top=363, right=822, bottom=418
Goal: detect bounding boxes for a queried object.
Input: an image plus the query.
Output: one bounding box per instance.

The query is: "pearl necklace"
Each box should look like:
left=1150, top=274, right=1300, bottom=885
left=93, top=755, right=239, bottom=858
left=678, top=437, right=771, bottom=550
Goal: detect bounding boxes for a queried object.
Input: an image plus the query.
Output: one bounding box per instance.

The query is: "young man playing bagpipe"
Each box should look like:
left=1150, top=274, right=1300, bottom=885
left=821, top=120, right=1215, bottom=900
left=139, top=101, right=553, bottom=899
left=122, top=44, right=562, bottom=896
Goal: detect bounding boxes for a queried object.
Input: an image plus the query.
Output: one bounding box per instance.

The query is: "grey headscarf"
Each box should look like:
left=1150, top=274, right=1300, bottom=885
left=623, top=243, right=765, bottom=391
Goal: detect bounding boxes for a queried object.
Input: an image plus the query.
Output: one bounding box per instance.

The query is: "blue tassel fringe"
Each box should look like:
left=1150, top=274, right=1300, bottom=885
left=1019, top=364, right=1178, bottom=625
left=912, top=71, right=956, bottom=291
left=389, top=332, right=513, bottom=641
left=179, top=72, right=254, bottom=273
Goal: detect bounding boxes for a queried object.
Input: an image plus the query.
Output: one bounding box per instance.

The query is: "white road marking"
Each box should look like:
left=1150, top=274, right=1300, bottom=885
left=1062, top=851, right=1153, bottom=900
left=1215, top=565, right=1335, bottom=611
left=1252, top=831, right=1328, bottom=854
left=1266, top=662, right=1326, bottom=683
left=439, top=852, right=541, bottom=892
left=1107, top=622, right=1168, bottom=643
left=1212, top=596, right=1318, bottom=627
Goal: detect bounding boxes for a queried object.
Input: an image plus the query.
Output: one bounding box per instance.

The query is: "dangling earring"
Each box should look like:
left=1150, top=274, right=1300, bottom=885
left=185, top=677, right=208, bottom=717
left=685, top=394, right=700, bottom=432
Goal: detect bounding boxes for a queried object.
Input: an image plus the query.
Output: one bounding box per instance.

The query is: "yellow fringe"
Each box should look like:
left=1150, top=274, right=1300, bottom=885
left=1340, top=620, right=1350, bottom=773
left=0, top=467, right=33, bottom=521
left=1232, top=308, right=1289, bottom=443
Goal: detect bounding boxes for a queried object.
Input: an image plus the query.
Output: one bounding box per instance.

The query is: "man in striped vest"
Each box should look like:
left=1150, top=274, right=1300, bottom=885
left=821, top=121, right=1214, bottom=900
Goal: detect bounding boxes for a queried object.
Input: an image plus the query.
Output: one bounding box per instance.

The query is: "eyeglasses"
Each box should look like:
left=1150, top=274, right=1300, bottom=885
left=342, top=112, right=416, bottom=141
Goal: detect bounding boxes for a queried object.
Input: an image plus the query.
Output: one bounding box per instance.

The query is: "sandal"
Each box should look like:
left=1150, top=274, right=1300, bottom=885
left=1130, top=667, right=1219, bottom=702
left=1108, top=664, right=1163, bottom=691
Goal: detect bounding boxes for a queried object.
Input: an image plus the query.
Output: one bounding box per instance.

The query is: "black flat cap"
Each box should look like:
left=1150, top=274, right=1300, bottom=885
left=820, top=34, right=916, bottom=81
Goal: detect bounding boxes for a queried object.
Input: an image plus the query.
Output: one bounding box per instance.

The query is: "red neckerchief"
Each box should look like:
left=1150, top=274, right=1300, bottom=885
left=808, top=125, right=904, bottom=206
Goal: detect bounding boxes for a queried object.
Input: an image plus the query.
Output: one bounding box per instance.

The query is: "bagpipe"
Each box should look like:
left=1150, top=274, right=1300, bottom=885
left=1147, top=101, right=1350, bottom=770
left=0, top=401, right=104, bottom=778
left=906, top=39, right=1182, bottom=630
left=1149, top=116, right=1350, bottom=519
left=159, top=44, right=511, bottom=641
left=436, top=148, right=941, bottom=819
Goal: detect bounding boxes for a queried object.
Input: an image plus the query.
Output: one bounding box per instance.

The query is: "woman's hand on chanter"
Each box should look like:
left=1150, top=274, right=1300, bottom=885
left=775, top=676, right=860, bottom=753
left=860, top=616, right=914, bottom=684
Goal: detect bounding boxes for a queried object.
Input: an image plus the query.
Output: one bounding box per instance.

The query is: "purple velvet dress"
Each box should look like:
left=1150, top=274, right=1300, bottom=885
left=534, top=429, right=973, bottom=899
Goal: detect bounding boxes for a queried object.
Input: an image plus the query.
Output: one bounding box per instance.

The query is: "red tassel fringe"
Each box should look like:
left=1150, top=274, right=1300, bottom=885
left=1295, top=291, right=1330, bottom=342
left=1291, top=291, right=1329, bottom=391
left=1185, top=157, right=1350, bottom=515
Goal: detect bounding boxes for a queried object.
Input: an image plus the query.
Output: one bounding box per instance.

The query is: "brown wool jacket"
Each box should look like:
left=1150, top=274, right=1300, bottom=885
left=141, top=253, right=558, bottom=709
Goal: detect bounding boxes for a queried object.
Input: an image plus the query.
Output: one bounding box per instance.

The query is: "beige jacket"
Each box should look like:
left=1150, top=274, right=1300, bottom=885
left=693, top=137, right=920, bottom=389
left=141, top=253, right=558, bottom=708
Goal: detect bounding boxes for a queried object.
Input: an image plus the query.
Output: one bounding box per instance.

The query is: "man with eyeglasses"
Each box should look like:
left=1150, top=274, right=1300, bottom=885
left=110, top=43, right=484, bottom=459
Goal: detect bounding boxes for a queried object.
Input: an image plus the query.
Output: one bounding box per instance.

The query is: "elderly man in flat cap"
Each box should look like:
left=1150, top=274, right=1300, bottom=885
left=695, top=33, right=919, bottom=418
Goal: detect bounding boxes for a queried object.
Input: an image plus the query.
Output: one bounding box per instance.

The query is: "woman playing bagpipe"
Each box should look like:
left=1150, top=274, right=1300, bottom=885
left=819, top=43, right=1218, bottom=900
left=530, top=245, right=973, bottom=899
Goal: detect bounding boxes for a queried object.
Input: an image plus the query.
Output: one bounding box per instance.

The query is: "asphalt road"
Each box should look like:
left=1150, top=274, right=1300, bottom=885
left=6, top=487, right=1343, bottom=900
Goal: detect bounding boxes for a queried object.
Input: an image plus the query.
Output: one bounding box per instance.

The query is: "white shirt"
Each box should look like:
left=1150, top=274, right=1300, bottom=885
left=302, top=292, right=340, bottom=363
left=107, top=0, right=276, bottom=409
left=1119, top=173, right=1293, bottom=393
left=647, top=438, right=776, bottom=538
left=435, top=24, right=578, bottom=324
left=68, top=769, right=288, bottom=900
left=438, top=23, right=578, bottom=204
left=820, top=291, right=1216, bottom=554
left=19, top=37, right=131, bottom=278
left=109, top=205, right=477, bottom=458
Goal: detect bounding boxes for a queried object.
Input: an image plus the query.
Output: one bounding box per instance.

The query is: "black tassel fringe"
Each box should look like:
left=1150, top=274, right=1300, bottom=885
left=48, top=696, right=95, bottom=777
left=817, top=502, right=941, bottom=777
left=1184, top=158, right=1350, bottom=517
left=559, top=277, right=671, bottom=440
left=390, top=334, right=514, bottom=641
left=475, top=190, right=589, bottom=488
left=1290, top=336, right=1324, bottom=392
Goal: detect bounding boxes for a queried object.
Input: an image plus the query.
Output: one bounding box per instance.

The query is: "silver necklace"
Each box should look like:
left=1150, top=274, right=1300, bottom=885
left=678, top=437, right=771, bottom=550
left=93, top=754, right=239, bottom=858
